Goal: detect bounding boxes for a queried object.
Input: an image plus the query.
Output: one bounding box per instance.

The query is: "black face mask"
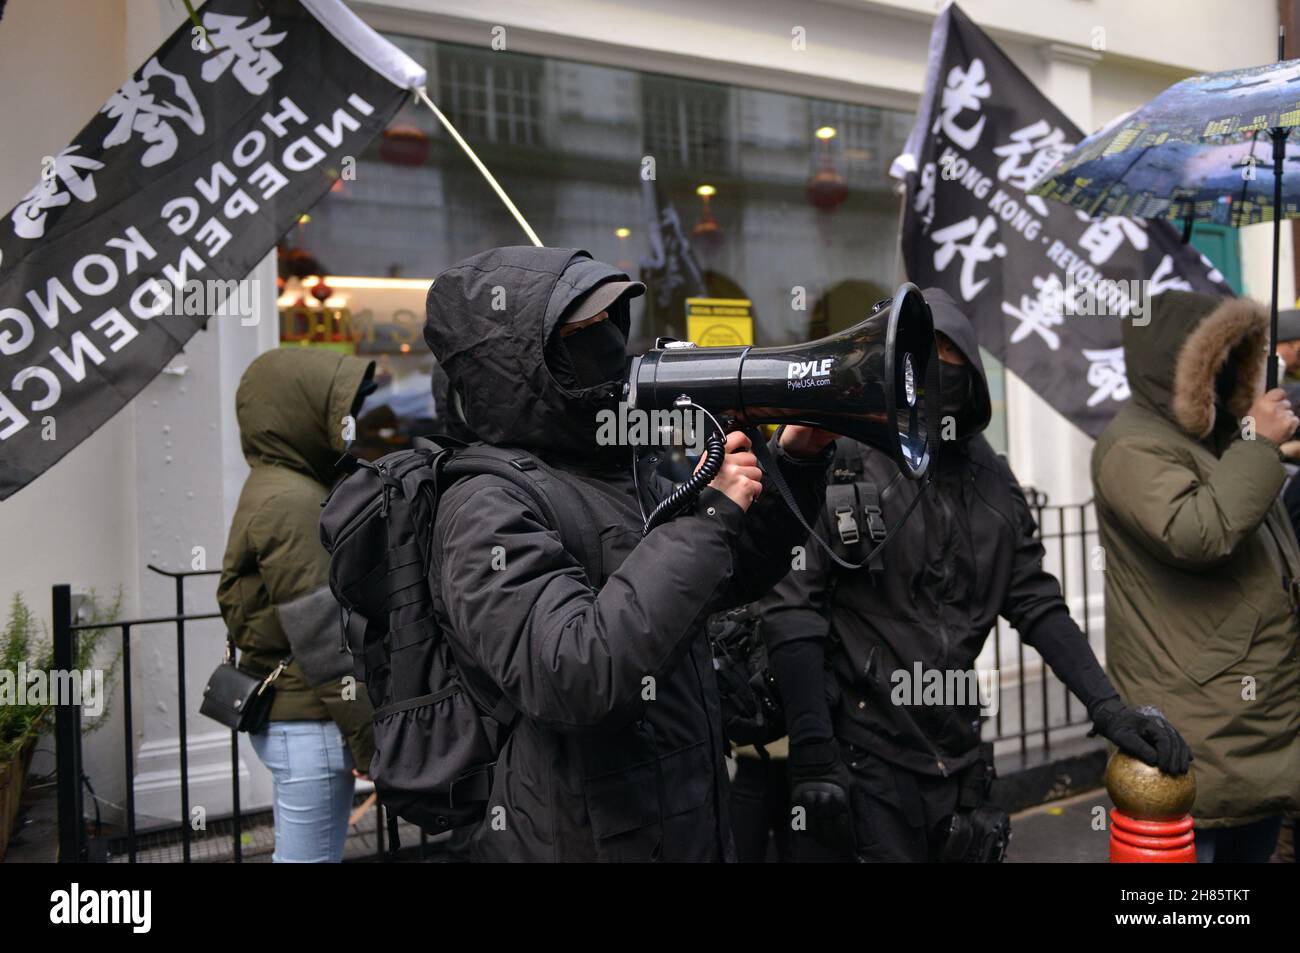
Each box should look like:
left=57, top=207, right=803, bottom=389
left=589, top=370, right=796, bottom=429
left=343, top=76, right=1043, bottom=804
left=939, top=361, right=979, bottom=439
left=546, top=319, right=631, bottom=468
left=559, top=320, right=628, bottom=390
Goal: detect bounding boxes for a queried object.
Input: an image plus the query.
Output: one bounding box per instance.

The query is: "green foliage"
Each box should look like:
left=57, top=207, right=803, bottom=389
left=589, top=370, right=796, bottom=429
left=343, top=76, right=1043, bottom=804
left=0, top=591, right=122, bottom=761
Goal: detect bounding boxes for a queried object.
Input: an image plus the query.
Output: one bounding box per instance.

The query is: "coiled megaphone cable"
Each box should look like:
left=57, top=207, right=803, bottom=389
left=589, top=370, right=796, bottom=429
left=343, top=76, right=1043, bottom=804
left=638, top=396, right=728, bottom=536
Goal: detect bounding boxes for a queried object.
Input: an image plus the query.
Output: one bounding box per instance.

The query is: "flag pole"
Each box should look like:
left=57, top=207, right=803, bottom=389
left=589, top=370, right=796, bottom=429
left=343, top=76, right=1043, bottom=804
left=414, top=86, right=543, bottom=247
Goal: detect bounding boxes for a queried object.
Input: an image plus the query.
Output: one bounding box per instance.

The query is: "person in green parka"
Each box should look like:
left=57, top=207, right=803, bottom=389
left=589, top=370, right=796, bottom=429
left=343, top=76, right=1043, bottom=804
left=218, top=347, right=377, bottom=863
left=1093, top=290, right=1300, bottom=863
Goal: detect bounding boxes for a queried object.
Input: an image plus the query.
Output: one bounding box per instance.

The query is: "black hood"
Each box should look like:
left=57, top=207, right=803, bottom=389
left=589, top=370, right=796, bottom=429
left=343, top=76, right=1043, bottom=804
left=424, top=246, right=635, bottom=461
left=923, top=287, right=992, bottom=436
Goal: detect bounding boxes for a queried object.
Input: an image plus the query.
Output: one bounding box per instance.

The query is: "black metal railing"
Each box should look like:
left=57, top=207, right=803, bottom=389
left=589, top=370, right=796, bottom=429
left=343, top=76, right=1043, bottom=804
left=984, top=492, right=1103, bottom=763
left=52, top=566, right=424, bottom=863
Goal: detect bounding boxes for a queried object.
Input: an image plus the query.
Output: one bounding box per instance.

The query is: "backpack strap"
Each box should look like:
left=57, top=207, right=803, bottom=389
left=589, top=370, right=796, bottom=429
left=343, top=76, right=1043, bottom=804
left=443, top=446, right=604, bottom=585
left=438, top=446, right=607, bottom=738
left=826, top=442, right=886, bottom=574
left=858, top=481, right=887, bottom=575
left=504, top=453, right=605, bottom=586
left=749, top=427, right=923, bottom=574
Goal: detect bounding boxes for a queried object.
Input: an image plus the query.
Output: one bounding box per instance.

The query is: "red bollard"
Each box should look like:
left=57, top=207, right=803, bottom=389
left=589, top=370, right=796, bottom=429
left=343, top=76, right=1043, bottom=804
left=1105, top=752, right=1197, bottom=863
left=1109, top=810, right=1196, bottom=863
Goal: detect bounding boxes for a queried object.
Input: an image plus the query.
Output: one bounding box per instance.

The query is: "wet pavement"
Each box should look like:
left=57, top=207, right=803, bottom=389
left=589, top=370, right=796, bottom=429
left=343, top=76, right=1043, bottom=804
left=1007, top=787, right=1111, bottom=863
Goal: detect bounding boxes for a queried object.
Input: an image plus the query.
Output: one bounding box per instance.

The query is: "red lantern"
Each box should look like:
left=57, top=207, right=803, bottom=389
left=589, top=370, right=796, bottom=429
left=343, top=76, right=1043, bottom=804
left=692, top=191, right=724, bottom=256
left=808, top=126, right=849, bottom=214
left=379, top=124, right=430, bottom=166
left=807, top=167, right=849, bottom=213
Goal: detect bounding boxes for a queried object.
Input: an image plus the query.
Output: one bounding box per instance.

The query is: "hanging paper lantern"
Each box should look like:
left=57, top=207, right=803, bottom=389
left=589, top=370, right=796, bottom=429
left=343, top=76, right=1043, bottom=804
left=808, top=167, right=849, bottom=213
left=379, top=124, right=430, bottom=166
left=692, top=187, right=724, bottom=255
left=808, top=125, right=849, bottom=214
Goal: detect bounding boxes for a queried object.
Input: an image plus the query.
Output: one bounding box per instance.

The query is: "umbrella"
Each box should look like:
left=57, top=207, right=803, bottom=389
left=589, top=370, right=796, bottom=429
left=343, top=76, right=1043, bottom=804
left=1031, top=28, right=1300, bottom=386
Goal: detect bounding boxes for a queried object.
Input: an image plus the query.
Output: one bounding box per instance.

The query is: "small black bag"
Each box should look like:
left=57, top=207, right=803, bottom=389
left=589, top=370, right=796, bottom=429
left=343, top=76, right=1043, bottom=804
left=708, top=605, right=786, bottom=748
left=934, top=744, right=1010, bottom=863
left=199, top=638, right=291, bottom=734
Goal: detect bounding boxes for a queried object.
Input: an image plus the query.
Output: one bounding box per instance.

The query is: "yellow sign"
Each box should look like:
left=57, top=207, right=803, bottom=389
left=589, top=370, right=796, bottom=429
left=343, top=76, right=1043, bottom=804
left=686, top=297, right=753, bottom=347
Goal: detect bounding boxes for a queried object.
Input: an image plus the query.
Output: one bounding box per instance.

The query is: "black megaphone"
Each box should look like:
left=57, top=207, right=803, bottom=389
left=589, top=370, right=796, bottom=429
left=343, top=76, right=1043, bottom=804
left=627, top=282, right=936, bottom=481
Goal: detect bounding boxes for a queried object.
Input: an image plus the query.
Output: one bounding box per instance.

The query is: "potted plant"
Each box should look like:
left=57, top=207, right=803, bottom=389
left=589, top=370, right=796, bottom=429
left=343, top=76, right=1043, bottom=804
left=0, top=592, right=119, bottom=861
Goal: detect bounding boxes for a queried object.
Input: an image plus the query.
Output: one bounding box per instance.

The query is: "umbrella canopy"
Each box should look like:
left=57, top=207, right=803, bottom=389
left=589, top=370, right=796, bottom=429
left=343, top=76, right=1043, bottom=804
left=1031, top=48, right=1300, bottom=387
left=1030, top=58, right=1300, bottom=226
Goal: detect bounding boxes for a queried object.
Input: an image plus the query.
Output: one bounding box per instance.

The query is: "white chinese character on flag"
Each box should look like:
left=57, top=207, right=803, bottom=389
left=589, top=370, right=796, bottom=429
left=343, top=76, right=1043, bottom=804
left=1002, top=274, right=1066, bottom=350
left=931, top=58, right=990, bottom=150
left=914, top=161, right=937, bottom=230
left=992, top=120, right=1075, bottom=216
left=1083, top=347, right=1130, bottom=406
left=932, top=214, right=1007, bottom=301
left=11, top=147, right=104, bottom=240
left=1078, top=217, right=1148, bottom=266
left=200, top=13, right=287, bottom=95
left=1149, top=254, right=1194, bottom=295
left=100, top=57, right=205, bottom=167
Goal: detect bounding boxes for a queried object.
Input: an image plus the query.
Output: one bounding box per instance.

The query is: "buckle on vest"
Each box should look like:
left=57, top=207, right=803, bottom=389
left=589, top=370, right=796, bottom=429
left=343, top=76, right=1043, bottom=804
left=864, top=504, right=886, bottom=543
left=834, top=506, right=860, bottom=545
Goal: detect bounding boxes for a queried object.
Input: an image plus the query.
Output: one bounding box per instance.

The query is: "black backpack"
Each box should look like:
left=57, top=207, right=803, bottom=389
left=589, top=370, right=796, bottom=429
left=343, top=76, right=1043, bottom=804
left=319, top=438, right=600, bottom=839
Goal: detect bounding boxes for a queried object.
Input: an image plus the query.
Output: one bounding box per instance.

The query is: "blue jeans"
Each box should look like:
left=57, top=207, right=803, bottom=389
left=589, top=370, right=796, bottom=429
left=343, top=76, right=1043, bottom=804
left=250, top=720, right=355, bottom=863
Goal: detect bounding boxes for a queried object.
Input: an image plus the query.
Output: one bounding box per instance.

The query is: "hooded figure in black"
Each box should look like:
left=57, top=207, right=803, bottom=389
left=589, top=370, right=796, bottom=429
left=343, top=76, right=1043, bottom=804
left=757, top=288, right=1189, bottom=863
left=424, top=246, right=833, bottom=861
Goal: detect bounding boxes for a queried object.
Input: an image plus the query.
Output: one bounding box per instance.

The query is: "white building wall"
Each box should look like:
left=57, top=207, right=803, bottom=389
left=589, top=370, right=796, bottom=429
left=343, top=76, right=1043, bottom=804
left=0, top=0, right=279, bottom=826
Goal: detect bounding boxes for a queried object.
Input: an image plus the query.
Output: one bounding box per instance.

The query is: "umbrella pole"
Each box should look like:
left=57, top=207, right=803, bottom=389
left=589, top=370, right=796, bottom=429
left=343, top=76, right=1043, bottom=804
left=1270, top=126, right=1285, bottom=390
left=1269, top=25, right=1288, bottom=390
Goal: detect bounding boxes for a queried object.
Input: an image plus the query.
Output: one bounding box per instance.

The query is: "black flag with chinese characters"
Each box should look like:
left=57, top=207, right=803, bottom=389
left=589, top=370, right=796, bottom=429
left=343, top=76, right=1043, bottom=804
left=0, top=0, right=425, bottom=500
left=638, top=177, right=708, bottom=342
left=891, top=3, right=1230, bottom=438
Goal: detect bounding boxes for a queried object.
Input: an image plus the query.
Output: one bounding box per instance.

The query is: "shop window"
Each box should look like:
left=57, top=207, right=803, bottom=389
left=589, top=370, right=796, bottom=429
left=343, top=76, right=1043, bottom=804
left=287, top=37, right=926, bottom=453
left=642, top=75, right=732, bottom=174
left=437, top=46, right=544, bottom=148
left=275, top=264, right=437, bottom=459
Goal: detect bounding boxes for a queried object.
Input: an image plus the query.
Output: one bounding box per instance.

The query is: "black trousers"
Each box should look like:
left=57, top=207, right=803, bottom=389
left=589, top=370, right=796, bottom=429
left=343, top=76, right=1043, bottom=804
left=792, top=750, right=968, bottom=863
left=728, top=755, right=793, bottom=863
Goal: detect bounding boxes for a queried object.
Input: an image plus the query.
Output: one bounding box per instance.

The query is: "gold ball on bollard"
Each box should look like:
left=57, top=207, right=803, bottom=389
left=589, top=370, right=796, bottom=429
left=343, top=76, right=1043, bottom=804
left=1105, top=751, right=1196, bottom=820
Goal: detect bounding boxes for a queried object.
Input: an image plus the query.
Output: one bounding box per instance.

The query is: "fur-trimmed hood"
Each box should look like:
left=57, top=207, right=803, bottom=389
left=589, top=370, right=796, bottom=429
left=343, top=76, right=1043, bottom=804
left=1123, top=291, right=1268, bottom=439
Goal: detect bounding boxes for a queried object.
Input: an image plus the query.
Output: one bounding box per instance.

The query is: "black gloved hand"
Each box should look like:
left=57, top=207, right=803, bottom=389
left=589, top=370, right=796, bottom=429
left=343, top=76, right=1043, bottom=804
left=1088, top=699, right=1192, bottom=775
left=787, top=739, right=856, bottom=855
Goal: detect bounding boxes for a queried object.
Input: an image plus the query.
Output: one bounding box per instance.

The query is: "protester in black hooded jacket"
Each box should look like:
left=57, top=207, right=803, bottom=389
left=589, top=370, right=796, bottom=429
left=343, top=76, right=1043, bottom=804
left=423, top=246, right=833, bottom=862
left=758, top=288, right=1190, bottom=862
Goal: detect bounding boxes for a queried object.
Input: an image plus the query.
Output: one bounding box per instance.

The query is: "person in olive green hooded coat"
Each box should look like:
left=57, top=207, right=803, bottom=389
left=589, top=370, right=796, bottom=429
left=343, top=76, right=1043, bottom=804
left=1093, top=291, right=1300, bottom=862
left=218, top=347, right=376, bottom=862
